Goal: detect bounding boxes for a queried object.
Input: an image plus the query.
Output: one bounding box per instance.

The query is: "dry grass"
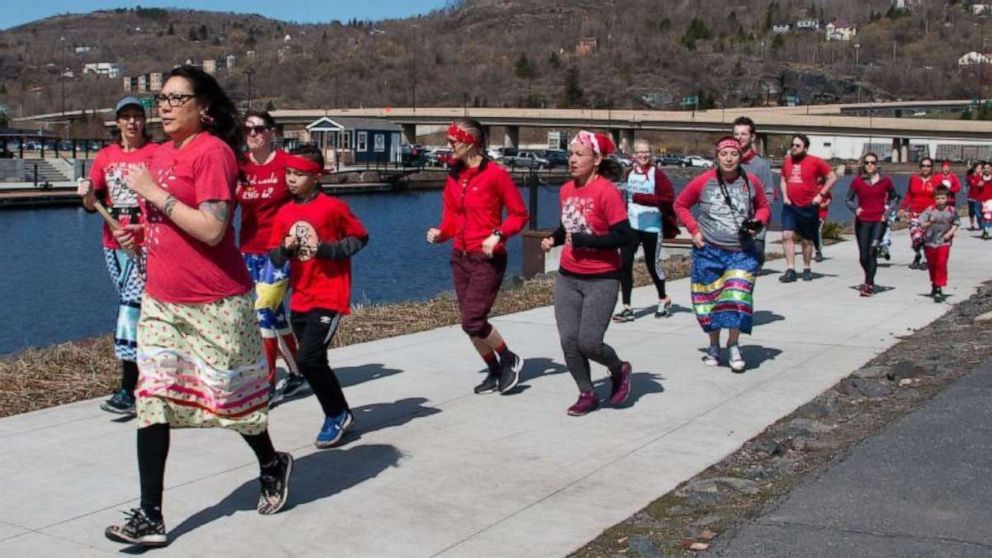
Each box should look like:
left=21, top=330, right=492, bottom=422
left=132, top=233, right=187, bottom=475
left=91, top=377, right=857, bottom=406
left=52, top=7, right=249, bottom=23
left=0, top=257, right=693, bottom=418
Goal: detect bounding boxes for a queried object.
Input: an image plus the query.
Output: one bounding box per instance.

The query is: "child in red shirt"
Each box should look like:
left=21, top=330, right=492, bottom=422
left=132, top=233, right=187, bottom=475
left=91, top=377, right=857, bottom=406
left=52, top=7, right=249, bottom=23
left=269, top=146, right=369, bottom=449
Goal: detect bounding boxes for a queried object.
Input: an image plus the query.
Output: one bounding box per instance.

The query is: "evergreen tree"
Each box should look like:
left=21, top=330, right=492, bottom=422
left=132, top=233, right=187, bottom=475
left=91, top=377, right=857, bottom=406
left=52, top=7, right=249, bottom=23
left=167, top=22, right=175, bottom=35
left=560, top=66, right=585, bottom=108
left=515, top=53, right=537, bottom=80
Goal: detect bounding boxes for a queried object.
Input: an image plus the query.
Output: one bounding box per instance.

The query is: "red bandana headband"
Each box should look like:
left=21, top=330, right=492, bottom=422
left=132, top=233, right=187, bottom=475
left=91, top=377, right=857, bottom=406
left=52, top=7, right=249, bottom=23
left=715, top=137, right=742, bottom=155
left=570, top=130, right=616, bottom=156
left=284, top=154, right=324, bottom=175
left=447, top=123, right=481, bottom=147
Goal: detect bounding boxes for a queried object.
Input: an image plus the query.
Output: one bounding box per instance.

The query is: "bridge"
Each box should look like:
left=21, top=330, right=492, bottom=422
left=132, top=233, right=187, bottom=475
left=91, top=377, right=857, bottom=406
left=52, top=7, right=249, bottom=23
left=14, top=100, right=992, bottom=163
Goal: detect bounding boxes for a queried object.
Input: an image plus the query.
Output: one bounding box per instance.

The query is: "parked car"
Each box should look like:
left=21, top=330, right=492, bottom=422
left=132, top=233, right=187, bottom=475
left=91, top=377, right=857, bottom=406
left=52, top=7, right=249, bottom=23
left=400, top=143, right=428, bottom=166
left=683, top=155, right=714, bottom=168
left=426, top=148, right=454, bottom=167
left=655, top=154, right=688, bottom=167
left=503, top=150, right=550, bottom=169
left=607, top=153, right=632, bottom=168
left=533, top=149, right=568, bottom=168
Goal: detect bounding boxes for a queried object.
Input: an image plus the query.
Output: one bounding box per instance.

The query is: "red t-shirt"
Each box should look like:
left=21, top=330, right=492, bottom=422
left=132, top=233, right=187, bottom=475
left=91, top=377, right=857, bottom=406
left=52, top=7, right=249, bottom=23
left=900, top=174, right=940, bottom=214
left=238, top=149, right=292, bottom=254
left=142, top=133, right=253, bottom=303
left=849, top=175, right=897, bottom=222
left=782, top=154, right=832, bottom=207
left=937, top=172, right=961, bottom=198
left=558, top=176, right=628, bottom=275
left=972, top=174, right=992, bottom=202
left=269, top=193, right=368, bottom=314
left=89, top=143, right=159, bottom=249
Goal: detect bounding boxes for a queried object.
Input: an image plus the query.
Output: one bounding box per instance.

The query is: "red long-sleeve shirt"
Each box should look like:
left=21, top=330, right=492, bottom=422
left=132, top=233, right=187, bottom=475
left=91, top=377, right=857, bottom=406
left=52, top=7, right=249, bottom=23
left=901, top=174, right=939, bottom=213
left=435, top=160, right=529, bottom=254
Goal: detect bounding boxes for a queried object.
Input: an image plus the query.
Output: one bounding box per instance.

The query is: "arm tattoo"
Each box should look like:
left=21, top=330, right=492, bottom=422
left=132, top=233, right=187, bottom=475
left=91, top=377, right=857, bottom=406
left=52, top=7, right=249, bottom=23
left=162, top=194, right=178, bottom=217
left=199, top=200, right=230, bottom=224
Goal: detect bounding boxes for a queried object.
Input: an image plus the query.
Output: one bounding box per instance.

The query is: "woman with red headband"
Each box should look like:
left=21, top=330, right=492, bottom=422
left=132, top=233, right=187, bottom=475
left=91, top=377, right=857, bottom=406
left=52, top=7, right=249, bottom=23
left=675, top=137, right=770, bottom=373
left=427, top=119, right=529, bottom=395
left=541, top=130, right=633, bottom=416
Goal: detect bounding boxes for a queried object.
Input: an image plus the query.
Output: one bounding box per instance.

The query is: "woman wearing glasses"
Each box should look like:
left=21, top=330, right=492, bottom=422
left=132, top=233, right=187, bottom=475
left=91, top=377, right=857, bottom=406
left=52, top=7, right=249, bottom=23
left=846, top=153, right=901, bottom=297
left=426, top=119, right=529, bottom=395
left=238, top=111, right=303, bottom=398
left=900, top=157, right=939, bottom=269
left=104, top=66, right=292, bottom=548
left=77, top=96, right=158, bottom=416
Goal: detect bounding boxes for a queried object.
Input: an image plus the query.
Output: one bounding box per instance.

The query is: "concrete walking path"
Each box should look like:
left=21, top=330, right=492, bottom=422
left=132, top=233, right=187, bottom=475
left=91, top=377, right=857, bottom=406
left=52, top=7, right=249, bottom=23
left=1, top=228, right=989, bottom=557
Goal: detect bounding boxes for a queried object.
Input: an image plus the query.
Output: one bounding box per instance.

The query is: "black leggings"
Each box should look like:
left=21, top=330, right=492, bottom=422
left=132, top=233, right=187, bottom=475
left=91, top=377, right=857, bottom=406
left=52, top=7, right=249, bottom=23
left=619, top=229, right=666, bottom=305
left=855, top=219, right=886, bottom=285
left=137, top=424, right=278, bottom=516
left=291, top=308, right=349, bottom=418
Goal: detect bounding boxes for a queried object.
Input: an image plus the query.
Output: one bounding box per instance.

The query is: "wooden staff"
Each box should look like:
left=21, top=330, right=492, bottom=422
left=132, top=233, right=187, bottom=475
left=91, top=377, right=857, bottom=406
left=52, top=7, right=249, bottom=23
left=92, top=200, right=122, bottom=231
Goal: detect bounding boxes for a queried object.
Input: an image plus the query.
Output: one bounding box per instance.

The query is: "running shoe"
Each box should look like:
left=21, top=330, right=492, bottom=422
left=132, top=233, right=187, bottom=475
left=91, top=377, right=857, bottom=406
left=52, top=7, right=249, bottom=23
left=257, top=452, right=294, bottom=515
left=702, top=345, right=721, bottom=366
left=655, top=299, right=672, bottom=318
left=728, top=345, right=746, bottom=373
left=859, top=284, right=873, bottom=297
left=100, top=389, right=135, bottom=415
left=609, top=362, right=633, bottom=406
left=280, top=373, right=308, bottom=399
left=315, top=410, right=355, bottom=449
left=105, top=508, right=167, bottom=547
left=567, top=390, right=599, bottom=416
left=474, top=372, right=499, bottom=394
left=779, top=269, right=798, bottom=283
left=802, top=268, right=813, bottom=282
left=814, top=250, right=824, bottom=262
left=612, top=308, right=635, bottom=323
left=934, top=288, right=945, bottom=303
left=879, top=246, right=891, bottom=261
left=498, top=351, right=523, bottom=394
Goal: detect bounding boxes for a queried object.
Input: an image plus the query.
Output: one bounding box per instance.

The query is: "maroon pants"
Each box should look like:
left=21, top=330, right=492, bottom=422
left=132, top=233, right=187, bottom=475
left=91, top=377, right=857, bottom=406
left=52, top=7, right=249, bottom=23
left=924, top=244, right=950, bottom=287
left=451, top=251, right=506, bottom=337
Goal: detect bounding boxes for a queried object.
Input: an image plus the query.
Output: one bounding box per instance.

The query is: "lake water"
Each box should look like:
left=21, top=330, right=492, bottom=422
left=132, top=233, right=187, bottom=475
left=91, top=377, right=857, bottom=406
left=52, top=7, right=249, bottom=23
left=0, top=174, right=917, bottom=354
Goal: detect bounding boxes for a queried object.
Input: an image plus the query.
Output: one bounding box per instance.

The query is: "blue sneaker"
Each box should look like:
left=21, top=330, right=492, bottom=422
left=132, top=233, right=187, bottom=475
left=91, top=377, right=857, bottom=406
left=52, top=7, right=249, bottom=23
left=315, top=410, right=354, bottom=449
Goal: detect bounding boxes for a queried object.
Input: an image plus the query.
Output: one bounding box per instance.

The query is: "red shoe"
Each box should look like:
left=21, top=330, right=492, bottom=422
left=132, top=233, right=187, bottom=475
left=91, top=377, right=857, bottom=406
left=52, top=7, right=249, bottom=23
left=859, top=284, right=873, bottom=297
left=567, top=390, right=600, bottom=416
left=609, top=362, right=632, bottom=406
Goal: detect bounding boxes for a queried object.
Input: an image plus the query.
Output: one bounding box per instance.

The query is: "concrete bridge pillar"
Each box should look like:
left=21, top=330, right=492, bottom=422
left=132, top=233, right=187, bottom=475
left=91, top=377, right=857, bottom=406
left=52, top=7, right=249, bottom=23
left=756, top=133, right=769, bottom=156
left=619, top=129, right=635, bottom=154
left=401, top=124, right=417, bottom=145
left=609, top=129, right=621, bottom=151
left=481, top=125, right=491, bottom=148
left=900, top=138, right=910, bottom=164
left=504, top=126, right=519, bottom=149
left=891, top=138, right=902, bottom=164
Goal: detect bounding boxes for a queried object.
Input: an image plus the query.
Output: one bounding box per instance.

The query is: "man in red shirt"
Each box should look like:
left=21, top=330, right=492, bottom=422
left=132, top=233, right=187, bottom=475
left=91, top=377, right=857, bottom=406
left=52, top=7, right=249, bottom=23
left=937, top=160, right=961, bottom=207
left=778, top=134, right=837, bottom=282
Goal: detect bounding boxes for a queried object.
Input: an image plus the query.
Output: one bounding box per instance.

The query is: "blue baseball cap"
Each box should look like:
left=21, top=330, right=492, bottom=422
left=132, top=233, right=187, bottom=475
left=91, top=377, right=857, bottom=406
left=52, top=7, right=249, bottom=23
left=114, top=96, right=145, bottom=116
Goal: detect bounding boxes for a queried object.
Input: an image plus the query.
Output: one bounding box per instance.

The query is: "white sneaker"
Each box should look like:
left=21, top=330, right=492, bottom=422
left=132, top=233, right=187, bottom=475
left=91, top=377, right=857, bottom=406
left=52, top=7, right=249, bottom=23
left=728, top=345, right=746, bottom=373
left=702, top=345, right=720, bottom=366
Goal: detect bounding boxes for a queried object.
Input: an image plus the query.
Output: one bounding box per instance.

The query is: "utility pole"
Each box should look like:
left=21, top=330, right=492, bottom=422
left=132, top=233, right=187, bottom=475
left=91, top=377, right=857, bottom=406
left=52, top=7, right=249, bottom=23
left=60, top=35, right=66, bottom=115
left=243, top=68, right=255, bottom=110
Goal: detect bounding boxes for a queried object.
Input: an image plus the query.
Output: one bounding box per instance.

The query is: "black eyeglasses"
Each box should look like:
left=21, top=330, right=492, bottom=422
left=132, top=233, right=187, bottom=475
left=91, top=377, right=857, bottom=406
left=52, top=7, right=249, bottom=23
left=153, top=93, right=195, bottom=107
left=920, top=164, right=932, bottom=168
left=864, top=160, right=878, bottom=165
left=244, top=125, right=269, bottom=135
left=791, top=143, right=804, bottom=148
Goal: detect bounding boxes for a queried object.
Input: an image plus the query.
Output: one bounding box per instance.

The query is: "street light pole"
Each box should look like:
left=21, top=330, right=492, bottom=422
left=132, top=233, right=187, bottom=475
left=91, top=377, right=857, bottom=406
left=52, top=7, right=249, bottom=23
left=60, top=35, right=66, bottom=115
left=243, top=69, right=255, bottom=110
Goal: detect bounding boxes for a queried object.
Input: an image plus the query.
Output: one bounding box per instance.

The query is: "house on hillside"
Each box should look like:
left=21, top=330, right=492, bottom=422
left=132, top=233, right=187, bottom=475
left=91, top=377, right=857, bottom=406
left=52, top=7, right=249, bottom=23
left=958, top=51, right=992, bottom=65
left=575, top=37, right=598, bottom=57
left=303, top=117, right=402, bottom=167
left=795, top=18, right=820, bottom=31
left=772, top=23, right=791, bottom=34
left=825, top=19, right=857, bottom=41
left=973, top=4, right=991, bottom=16
left=83, top=63, right=121, bottom=79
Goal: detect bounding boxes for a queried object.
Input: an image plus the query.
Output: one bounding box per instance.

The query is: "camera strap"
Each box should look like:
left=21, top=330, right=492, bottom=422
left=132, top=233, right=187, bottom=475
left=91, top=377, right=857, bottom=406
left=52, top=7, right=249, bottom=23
left=716, top=170, right=753, bottom=230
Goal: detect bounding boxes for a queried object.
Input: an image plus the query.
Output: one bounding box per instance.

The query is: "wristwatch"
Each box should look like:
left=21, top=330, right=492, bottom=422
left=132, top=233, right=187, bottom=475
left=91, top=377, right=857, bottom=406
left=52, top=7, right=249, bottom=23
left=491, top=229, right=505, bottom=240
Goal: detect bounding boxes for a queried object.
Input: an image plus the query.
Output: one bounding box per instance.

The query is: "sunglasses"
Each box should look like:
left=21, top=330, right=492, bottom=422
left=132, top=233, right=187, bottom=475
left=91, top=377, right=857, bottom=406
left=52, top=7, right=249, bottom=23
left=864, top=160, right=878, bottom=165
left=244, top=125, right=269, bottom=135
left=920, top=164, right=932, bottom=168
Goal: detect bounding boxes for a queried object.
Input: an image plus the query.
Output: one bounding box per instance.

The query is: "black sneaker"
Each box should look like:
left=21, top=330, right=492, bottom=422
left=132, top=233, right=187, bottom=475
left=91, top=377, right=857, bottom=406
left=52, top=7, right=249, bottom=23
left=280, top=373, right=308, bottom=399
left=655, top=299, right=672, bottom=318
left=612, top=308, right=635, bottom=323
left=105, top=508, right=167, bottom=547
left=779, top=269, right=797, bottom=283
left=802, top=268, right=813, bottom=282
left=258, top=452, right=293, bottom=515
left=814, top=250, right=824, bottom=262
left=497, top=351, right=523, bottom=394
left=474, top=372, right=499, bottom=394
left=100, top=389, right=135, bottom=415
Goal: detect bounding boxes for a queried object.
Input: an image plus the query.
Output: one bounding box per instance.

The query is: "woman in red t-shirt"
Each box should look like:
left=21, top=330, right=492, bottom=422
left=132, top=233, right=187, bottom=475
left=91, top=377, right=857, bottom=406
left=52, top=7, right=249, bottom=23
left=845, top=153, right=901, bottom=296
left=105, top=66, right=291, bottom=548
left=540, top=131, right=633, bottom=416
left=427, top=119, right=529, bottom=395
left=78, top=96, right=157, bottom=416
left=238, top=110, right=302, bottom=395
left=899, top=157, right=939, bottom=269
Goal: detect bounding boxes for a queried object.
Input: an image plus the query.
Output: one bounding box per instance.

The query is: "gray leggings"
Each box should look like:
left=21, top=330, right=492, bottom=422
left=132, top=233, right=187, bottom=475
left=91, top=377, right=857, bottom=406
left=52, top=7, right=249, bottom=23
left=554, top=273, right=623, bottom=392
